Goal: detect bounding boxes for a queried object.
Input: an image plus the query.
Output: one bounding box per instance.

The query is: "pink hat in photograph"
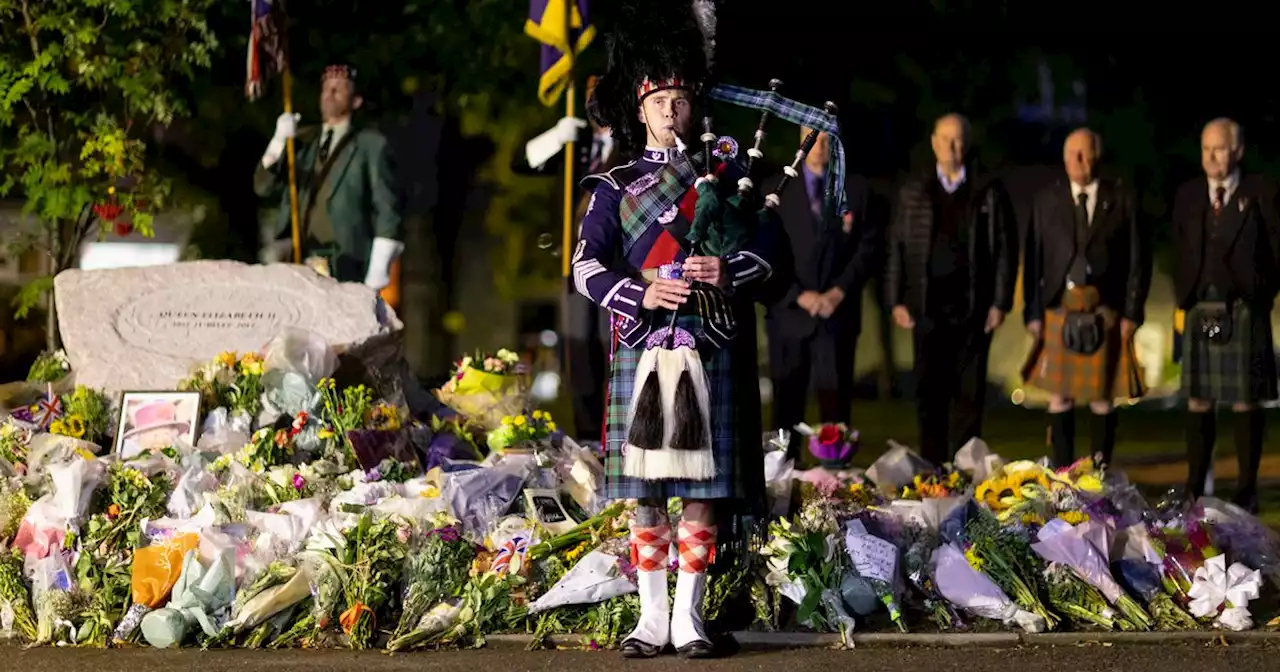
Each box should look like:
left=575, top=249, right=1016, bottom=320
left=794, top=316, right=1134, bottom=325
left=122, top=400, right=190, bottom=440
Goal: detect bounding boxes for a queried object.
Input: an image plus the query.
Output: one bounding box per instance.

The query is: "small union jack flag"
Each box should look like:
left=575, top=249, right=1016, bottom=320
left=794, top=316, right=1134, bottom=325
left=12, top=394, right=62, bottom=429
left=246, top=0, right=287, bottom=101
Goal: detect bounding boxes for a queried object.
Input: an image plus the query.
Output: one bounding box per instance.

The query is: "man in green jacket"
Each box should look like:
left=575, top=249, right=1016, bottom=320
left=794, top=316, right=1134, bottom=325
left=255, top=65, right=403, bottom=288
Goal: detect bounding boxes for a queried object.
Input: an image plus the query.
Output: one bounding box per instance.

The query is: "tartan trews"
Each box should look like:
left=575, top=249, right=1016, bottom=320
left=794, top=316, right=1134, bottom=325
left=1182, top=301, right=1278, bottom=404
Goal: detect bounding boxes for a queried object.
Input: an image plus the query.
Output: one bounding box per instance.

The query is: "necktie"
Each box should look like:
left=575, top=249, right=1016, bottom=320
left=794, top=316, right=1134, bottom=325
left=1214, top=185, right=1226, bottom=215
left=589, top=138, right=603, bottom=173
left=318, top=128, right=334, bottom=165
left=1075, top=192, right=1089, bottom=228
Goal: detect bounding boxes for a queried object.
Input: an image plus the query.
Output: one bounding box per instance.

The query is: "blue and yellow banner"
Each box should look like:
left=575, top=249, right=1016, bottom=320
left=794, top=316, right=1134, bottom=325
left=525, top=0, right=595, bottom=107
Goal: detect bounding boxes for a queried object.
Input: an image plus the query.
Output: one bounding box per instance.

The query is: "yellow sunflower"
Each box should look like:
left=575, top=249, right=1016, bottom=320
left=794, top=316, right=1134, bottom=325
left=1056, top=510, right=1089, bottom=525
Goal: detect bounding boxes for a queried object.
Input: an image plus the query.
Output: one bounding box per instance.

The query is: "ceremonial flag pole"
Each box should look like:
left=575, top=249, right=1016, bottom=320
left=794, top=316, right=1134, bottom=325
left=526, top=1, right=596, bottom=274
left=247, top=0, right=301, bottom=263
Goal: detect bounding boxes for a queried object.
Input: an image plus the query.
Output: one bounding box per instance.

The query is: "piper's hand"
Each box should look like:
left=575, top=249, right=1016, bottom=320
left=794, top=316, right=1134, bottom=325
left=263, top=112, right=301, bottom=167
left=984, top=307, right=1005, bottom=334
left=1027, top=319, right=1044, bottom=340
left=642, top=278, right=691, bottom=311
left=892, top=305, right=915, bottom=329
left=682, top=255, right=727, bottom=288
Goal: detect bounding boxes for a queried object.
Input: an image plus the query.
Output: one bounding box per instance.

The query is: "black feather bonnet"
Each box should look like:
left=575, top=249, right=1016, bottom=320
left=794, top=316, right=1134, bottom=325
left=588, top=0, right=717, bottom=158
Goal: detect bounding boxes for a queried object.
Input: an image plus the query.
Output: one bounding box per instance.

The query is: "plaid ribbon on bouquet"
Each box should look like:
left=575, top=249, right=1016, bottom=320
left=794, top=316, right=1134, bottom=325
left=707, top=83, right=847, bottom=216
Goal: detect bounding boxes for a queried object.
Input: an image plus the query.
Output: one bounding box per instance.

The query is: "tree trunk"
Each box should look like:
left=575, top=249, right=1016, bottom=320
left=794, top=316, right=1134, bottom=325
left=45, top=219, right=60, bottom=352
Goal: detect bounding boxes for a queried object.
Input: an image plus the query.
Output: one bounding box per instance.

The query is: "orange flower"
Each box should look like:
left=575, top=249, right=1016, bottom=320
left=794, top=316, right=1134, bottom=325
left=106, top=503, right=121, bottom=519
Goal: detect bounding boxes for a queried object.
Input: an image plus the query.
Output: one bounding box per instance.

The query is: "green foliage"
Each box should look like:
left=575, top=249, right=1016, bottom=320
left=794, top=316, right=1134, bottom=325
left=0, top=0, right=218, bottom=330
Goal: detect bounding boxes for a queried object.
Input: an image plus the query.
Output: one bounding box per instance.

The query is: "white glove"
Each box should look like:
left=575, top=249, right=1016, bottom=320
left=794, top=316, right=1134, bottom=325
left=262, top=112, right=301, bottom=168
left=525, top=116, right=588, bottom=170
left=363, top=237, right=405, bottom=290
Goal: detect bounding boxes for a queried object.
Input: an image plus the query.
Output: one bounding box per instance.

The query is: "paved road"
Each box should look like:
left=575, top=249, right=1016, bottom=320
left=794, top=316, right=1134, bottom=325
left=5, top=641, right=1275, bottom=672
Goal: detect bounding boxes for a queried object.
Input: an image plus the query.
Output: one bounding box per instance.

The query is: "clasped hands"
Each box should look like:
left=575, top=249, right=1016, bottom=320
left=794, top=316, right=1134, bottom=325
left=641, top=256, right=726, bottom=311
left=797, top=288, right=846, bottom=319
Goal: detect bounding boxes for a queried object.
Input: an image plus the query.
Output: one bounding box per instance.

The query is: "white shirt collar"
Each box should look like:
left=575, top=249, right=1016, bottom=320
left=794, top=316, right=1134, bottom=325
left=1208, top=170, right=1240, bottom=203
left=322, top=119, right=351, bottom=145
left=936, top=164, right=967, bottom=194
left=1070, top=180, right=1100, bottom=223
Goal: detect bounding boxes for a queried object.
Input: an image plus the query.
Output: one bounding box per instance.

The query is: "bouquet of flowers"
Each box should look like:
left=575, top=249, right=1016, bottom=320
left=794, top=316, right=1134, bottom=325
left=1032, top=518, right=1153, bottom=630
left=27, top=350, right=70, bottom=384
left=48, top=386, right=112, bottom=445
left=315, top=378, right=374, bottom=465
left=963, top=508, right=1059, bottom=629
left=213, top=427, right=297, bottom=474
left=486, top=411, right=557, bottom=455
left=0, top=422, right=31, bottom=474
left=759, top=518, right=855, bottom=640
left=338, top=514, right=408, bottom=649
left=797, top=423, right=858, bottom=469
left=392, top=526, right=478, bottom=640
left=973, top=461, right=1055, bottom=523
left=901, top=471, right=969, bottom=501
left=434, top=349, right=528, bottom=431
left=178, top=351, right=266, bottom=418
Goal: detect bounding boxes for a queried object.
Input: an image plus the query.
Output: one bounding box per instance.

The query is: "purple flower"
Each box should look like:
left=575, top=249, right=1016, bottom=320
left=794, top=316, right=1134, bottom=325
left=428, top=526, right=461, bottom=542
left=292, top=473, right=306, bottom=490
left=366, top=468, right=382, bottom=482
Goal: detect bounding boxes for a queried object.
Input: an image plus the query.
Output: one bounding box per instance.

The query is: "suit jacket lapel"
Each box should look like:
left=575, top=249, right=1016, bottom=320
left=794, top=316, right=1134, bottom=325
left=1218, top=182, right=1251, bottom=251
left=324, top=133, right=359, bottom=203
left=1085, top=179, right=1118, bottom=246
left=1055, top=182, right=1079, bottom=252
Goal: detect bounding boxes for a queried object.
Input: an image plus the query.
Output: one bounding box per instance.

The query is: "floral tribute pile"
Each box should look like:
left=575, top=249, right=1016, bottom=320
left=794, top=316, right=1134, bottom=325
left=1, top=334, right=1280, bottom=652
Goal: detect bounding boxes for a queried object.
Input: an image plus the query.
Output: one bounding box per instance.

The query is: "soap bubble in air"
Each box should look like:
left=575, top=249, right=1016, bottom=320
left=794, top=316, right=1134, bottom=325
left=536, top=233, right=554, bottom=250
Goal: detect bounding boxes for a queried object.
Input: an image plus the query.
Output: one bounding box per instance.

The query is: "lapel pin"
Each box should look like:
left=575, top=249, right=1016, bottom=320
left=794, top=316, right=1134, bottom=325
left=1240, top=197, right=1249, bottom=212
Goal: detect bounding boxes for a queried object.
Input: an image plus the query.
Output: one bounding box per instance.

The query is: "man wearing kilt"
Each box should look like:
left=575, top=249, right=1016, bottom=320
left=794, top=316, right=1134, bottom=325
left=1023, top=128, right=1152, bottom=468
left=1174, top=118, right=1280, bottom=513
left=569, top=0, right=837, bottom=659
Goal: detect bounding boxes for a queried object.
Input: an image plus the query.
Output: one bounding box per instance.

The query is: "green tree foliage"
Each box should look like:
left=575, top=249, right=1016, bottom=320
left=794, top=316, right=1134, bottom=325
left=0, top=0, right=218, bottom=346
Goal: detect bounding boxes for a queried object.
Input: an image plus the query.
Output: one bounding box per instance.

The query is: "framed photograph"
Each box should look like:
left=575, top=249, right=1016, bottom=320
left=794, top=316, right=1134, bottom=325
left=114, top=391, right=201, bottom=458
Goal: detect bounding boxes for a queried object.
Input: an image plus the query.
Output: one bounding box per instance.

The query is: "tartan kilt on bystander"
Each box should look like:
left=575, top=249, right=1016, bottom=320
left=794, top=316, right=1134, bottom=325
left=1181, top=300, right=1278, bottom=404
left=603, top=315, right=739, bottom=501
left=1024, top=286, right=1146, bottom=402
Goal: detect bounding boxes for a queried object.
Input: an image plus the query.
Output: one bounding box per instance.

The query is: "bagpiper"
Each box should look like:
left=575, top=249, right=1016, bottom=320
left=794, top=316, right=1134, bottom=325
left=574, top=0, right=846, bottom=658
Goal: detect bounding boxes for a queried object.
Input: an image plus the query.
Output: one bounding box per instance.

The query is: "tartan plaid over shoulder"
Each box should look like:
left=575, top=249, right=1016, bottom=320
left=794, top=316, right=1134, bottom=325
left=618, top=154, right=698, bottom=255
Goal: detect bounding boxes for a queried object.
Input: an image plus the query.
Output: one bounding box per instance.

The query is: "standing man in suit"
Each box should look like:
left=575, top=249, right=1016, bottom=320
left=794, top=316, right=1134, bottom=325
left=765, top=126, right=878, bottom=454
left=1022, top=128, right=1152, bottom=468
left=255, top=65, right=404, bottom=289
left=1174, top=118, right=1279, bottom=513
left=885, top=113, right=1018, bottom=466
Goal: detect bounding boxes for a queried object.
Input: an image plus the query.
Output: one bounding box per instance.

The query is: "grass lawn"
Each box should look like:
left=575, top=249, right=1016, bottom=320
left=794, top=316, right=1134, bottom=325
left=545, top=394, right=1280, bottom=524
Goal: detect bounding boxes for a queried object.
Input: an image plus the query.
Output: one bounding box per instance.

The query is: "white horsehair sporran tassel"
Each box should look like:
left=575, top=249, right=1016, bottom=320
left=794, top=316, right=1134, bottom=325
left=623, top=323, right=715, bottom=481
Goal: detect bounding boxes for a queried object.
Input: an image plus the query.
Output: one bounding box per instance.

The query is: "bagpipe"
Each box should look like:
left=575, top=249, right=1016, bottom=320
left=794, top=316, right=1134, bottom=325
left=623, top=80, right=841, bottom=484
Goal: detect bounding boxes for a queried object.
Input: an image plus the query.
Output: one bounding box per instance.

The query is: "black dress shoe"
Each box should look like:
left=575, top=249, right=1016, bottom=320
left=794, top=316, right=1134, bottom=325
left=676, top=639, right=714, bottom=659
left=620, top=638, right=664, bottom=658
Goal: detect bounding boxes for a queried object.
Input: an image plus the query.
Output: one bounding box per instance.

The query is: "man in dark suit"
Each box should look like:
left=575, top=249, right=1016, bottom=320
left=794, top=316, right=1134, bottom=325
left=765, top=127, right=878, bottom=452
left=1022, top=128, right=1152, bottom=468
left=1174, top=118, right=1280, bottom=513
left=885, top=113, right=1018, bottom=466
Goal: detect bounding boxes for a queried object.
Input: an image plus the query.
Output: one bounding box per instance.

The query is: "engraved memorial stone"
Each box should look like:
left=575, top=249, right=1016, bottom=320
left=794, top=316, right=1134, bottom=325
left=55, top=260, right=401, bottom=398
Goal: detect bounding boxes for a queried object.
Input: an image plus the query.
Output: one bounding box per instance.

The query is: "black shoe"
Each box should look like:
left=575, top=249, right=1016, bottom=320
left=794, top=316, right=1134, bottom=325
left=676, top=639, right=715, bottom=659
left=620, top=638, right=664, bottom=658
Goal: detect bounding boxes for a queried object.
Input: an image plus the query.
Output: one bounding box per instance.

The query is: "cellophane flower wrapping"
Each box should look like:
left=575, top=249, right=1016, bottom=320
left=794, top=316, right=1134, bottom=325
left=140, top=547, right=236, bottom=648
left=528, top=547, right=636, bottom=614
left=932, top=543, right=1045, bottom=632
left=434, top=368, right=527, bottom=432
left=258, top=329, right=336, bottom=424
left=1111, top=524, right=1199, bottom=630
left=1196, top=497, right=1280, bottom=590
left=442, top=456, right=534, bottom=545
left=1033, top=518, right=1153, bottom=629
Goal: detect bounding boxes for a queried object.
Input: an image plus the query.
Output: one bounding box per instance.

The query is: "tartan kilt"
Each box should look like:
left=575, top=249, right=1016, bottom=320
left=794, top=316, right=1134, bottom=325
left=1181, top=301, right=1278, bottom=404
left=1024, top=295, right=1145, bottom=402
left=603, top=315, right=739, bottom=501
